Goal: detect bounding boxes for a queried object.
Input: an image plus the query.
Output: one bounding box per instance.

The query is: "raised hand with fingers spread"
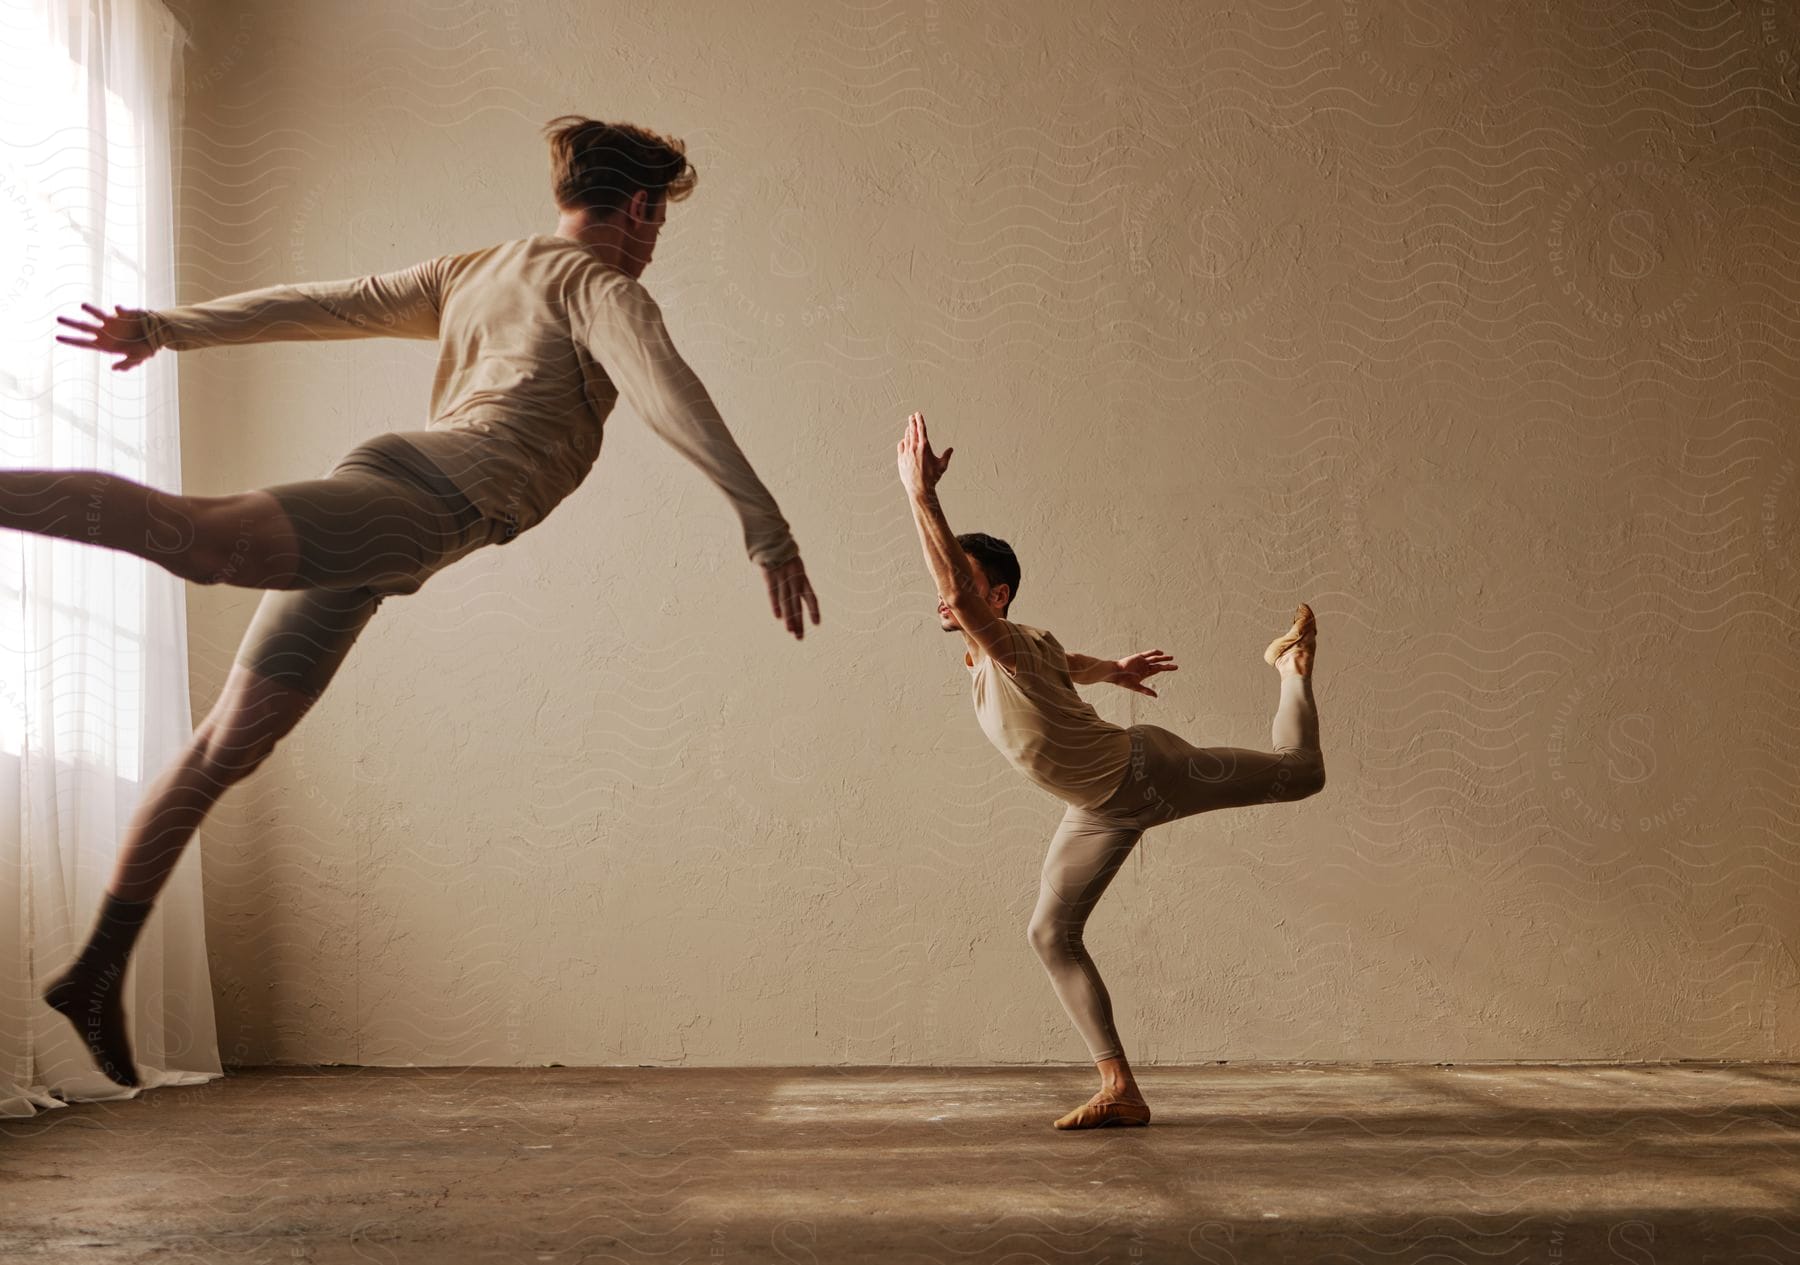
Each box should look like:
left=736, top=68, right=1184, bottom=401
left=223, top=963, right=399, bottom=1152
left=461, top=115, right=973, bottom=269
left=895, top=409, right=954, bottom=497
left=55, top=302, right=157, bottom=371
left=1104, top=649, right=1180, bottom=697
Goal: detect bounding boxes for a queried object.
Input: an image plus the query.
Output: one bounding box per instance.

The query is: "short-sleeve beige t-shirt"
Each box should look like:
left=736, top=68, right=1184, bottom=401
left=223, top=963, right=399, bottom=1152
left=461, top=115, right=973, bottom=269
left=965, top=620, right=1133, bottom=809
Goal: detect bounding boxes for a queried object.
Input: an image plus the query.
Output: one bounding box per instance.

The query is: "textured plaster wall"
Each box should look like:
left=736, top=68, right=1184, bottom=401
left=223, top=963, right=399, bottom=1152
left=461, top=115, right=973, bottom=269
left=166, top=0, right=1800, bottom=1067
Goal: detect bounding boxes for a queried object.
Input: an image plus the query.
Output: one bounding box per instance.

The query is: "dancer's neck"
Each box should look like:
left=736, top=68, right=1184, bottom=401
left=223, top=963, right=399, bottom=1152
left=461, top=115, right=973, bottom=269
left=550, top=220, right=637, bottom=275
left=551, top=213, right=637, bottom=276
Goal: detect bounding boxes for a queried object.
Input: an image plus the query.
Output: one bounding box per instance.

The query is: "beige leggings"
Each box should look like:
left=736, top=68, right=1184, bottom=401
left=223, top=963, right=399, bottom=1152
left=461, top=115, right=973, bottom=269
left=1027, top=673, right=1325, bottom=1063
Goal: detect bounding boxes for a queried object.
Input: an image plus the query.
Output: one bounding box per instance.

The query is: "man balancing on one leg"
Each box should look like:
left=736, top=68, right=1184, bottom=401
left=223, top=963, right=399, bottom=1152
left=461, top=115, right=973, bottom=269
left=29, top=114, right=821, bottom=1089
left=895, top=411, right=1325, bottom=1130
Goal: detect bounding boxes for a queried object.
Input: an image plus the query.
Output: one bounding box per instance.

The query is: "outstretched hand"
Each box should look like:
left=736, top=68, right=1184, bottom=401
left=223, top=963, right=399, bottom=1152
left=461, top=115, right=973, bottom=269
left=1108, top=649, right=1179, bottom=697
left=56, top=303, right=156, bottom=371
left=896, top=410, right=952, bottom=497
left=763, top=554, right=821, bottom=640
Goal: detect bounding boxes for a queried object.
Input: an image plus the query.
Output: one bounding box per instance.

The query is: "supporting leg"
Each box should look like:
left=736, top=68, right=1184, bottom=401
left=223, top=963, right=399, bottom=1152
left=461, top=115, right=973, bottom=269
left=1028, top=807, right=1153, bottom=1129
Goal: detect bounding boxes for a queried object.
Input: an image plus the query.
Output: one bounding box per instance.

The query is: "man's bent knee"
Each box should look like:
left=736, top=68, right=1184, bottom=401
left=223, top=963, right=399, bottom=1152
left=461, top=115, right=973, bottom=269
left=1028, top=914, right=1076, bottom=964
left=198, top=731, right=277, bottom=784
left=1291, top=755, right=1326, bottom=800
left=1258, top=754, right=1325, bottom=806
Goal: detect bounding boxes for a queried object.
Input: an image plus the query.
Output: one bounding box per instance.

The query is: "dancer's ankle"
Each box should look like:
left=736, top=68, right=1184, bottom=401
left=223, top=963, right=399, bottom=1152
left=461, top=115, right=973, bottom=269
left=1096, top=1056, right=1140, bottom=1100
left=1275, top=639, right=1314, bottom=678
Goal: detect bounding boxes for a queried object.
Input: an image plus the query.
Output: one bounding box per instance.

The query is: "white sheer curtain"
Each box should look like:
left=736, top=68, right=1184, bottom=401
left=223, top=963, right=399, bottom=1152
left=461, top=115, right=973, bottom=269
left=0, top=0, right=220, bottom=1114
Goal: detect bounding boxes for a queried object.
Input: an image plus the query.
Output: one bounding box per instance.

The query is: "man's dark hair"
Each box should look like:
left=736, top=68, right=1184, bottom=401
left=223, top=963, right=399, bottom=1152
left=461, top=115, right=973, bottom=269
left=956, top=532, right=1021, bottom=614
left=543, top=115, right=697, bottom=220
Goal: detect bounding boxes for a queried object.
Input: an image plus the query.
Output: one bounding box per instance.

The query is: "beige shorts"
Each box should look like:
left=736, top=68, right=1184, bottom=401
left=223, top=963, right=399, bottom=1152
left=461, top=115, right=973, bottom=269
left=233, top=432, right=501, bottom=697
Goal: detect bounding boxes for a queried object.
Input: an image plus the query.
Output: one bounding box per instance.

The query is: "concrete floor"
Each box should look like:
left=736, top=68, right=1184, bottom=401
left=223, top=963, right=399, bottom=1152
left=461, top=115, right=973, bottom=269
left=3, top=1063, right=1799, bottom=1264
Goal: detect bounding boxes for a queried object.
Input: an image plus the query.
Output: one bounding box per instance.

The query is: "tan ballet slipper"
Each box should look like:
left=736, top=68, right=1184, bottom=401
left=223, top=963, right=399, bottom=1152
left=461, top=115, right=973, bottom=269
left=1263, top=602, right=1317, bottom=674
left=1052, top=1091, right=1152, bottom=1130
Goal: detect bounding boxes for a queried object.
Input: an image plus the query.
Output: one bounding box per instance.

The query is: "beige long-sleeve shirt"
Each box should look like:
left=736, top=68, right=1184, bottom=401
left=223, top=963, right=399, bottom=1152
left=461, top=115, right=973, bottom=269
left=965, top=620, right=1133, bottom=809
left=138, top=234, right=799, bottom=565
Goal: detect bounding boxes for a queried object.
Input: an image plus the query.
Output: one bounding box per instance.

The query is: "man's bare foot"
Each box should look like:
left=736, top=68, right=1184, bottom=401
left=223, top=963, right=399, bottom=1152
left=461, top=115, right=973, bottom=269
left=1053, top=1089, right=1152, bottom=1130
left=1263, top=602, right=1316, bottom=677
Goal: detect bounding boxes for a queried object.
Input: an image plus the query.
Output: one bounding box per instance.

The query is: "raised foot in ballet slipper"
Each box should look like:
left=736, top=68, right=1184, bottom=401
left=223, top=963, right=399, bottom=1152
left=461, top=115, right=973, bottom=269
left=1262, top=602, right=1317, bottom=674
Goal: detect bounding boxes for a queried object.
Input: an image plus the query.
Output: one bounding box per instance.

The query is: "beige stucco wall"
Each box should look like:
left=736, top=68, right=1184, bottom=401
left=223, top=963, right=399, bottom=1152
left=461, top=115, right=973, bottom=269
left=164, top=0, right=1800, bottom=1067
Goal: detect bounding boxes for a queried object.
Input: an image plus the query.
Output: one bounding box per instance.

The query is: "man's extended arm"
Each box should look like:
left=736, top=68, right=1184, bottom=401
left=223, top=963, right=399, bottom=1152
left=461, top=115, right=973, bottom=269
left=136, top=258, right=448, bottom=351
left=1065, top=652, right=1114, bottom=685
left=1068, top=648, right=1180, bottom=695
left=574, top=272, right=799, bottom=570
left=909, top=484, right=982, bottom=608
left=909, top=482, right=1018, bottom=669
left=896, top=412, right=1018, bottom=668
